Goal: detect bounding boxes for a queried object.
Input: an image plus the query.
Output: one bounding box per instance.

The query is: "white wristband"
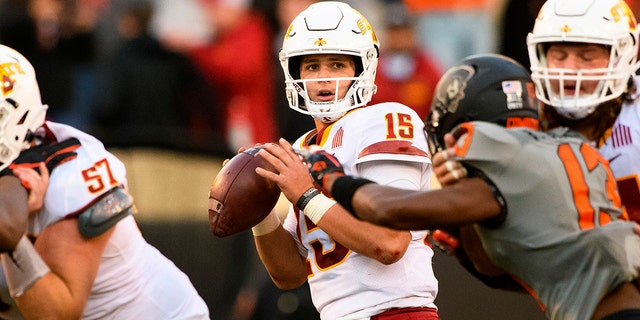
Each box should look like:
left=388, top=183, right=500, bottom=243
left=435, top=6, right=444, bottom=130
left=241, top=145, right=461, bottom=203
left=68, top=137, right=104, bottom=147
left=1, top=235, right=50, bottom=298
left=303, top=194, right=336, bottom=224
left=251, top=211, right=280, bottom=236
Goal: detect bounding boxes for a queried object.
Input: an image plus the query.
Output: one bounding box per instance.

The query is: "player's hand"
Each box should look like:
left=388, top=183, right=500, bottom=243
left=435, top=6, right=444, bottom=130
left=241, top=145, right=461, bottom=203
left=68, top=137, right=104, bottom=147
left=1, top=138, right=81, bottom=178
left=432, top=133, right=467, bottom=186
left=426, top=229, right=460, bottom=255
left=12, top=163, right=49, bottom=213
left=297, top=145, right=345, bottom=195
left=256, top=138, right=316, bottom=205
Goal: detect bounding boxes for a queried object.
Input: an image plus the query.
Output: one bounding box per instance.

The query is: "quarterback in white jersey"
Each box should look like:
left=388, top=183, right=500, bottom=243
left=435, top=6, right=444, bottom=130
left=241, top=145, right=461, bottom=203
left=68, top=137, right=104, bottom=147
left=250, top=2, right=439, bottom=319
left=282, top=103, right=436, bottom=319
left=0, top=45, right=209, bottom=319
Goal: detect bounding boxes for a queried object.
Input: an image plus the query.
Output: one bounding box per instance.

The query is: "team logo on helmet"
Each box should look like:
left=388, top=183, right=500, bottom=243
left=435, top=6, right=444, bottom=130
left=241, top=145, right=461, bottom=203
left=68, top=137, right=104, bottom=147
left=314, top=38, right=327, bottom=47
left=0, top=62, right=23, bottom=96
left=433, top=65, right=474, bottom=114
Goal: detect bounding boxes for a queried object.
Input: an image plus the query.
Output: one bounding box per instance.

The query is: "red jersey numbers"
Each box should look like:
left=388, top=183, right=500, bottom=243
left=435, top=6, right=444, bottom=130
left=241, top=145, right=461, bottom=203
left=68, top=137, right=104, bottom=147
left=82, top=158, right=119, bottom=194
left=385, top=113, right=414, bottom=140
left=302, top=215, right=351, bottom=275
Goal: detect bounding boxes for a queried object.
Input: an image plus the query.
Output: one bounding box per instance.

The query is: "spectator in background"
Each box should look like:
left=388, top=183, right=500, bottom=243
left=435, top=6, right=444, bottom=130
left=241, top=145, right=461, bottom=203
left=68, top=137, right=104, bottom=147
left=403, top=0, right=499, bottom=69
left=187, top=0, right=278, bottom=152
left=95, top=1, right=225, bottom=155
left=0, top=0, right=105, bottom=131
left=371, top=0, right=443, bottom=118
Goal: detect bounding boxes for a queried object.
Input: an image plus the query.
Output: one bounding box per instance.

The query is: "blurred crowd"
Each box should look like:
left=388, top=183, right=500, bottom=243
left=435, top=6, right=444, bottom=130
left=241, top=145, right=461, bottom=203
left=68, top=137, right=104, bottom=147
left=0, top=0, right=545, bottom=158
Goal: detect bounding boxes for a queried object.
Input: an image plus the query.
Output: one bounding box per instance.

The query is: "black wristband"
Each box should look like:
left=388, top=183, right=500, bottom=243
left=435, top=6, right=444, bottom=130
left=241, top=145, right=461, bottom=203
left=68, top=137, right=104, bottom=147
left=331, top=176, right=374, bottom=216
left=296, top=187, right=321, bottom=211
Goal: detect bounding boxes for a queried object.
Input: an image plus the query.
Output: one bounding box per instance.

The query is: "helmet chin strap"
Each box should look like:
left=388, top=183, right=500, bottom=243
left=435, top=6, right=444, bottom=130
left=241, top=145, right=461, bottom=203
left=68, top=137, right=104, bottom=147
left=308, top=99, right=349, bottom=123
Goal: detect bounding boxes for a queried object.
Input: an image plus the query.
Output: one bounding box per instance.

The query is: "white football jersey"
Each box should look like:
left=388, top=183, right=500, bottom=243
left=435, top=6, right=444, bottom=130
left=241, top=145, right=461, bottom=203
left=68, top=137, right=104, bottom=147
left=284, top=103, right=438, bottom=319
left=600, top=76, right=640, bottom=223
left=0, top=121, right=209, bottom=320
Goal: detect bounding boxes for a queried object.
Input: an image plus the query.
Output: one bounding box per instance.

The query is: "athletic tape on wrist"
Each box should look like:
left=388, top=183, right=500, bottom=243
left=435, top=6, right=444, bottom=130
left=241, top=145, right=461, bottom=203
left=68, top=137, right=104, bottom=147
left=303, top=193, right=336, bottom=224
left=330, top=176, right=374, bottom=216
left=296, top=187, right=321, bottom=211
left=1, top=235, right=50, bottom=298
left=251, top=211, right=280, bottom=236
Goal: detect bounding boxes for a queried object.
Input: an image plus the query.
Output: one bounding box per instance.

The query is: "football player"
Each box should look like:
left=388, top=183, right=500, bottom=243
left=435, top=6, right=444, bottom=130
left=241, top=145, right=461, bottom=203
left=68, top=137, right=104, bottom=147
left=248, top=2, right=439, bottom=319
left=296, top=54, right=640, bottom=320
left=438, top=0, right=640, bottom=224
left=0, top=44, right=209, bottom=319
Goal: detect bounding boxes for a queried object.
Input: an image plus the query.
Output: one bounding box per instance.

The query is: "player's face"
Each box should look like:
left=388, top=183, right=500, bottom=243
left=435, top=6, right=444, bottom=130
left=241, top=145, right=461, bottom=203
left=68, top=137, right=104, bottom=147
left=299, top=54, right=356, bottom=102
left=545, top=43, right=610, bottom=97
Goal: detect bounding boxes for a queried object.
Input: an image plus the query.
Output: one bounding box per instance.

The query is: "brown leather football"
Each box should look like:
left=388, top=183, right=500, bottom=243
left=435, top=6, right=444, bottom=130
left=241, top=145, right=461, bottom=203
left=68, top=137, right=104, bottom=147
left=208, top=146, right=280, bottom=237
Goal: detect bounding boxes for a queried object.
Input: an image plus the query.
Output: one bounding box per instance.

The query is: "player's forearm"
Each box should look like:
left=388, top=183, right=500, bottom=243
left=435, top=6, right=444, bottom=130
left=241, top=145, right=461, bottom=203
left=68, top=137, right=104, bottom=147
left=0, top=177, right=29, bottom=252
left=350, top=178, right=502, bottom=230
left=16, top=273, right=86, bottom=319
left=254, top=227, right=308, bottom=290
left=315, top=206, right=410, bottom=264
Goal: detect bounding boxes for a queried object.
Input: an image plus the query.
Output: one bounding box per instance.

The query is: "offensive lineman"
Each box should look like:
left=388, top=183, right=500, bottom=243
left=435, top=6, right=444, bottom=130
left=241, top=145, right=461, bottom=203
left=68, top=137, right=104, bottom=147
left=0, top=44, right=209, bottom=319
left=246, top=2, right=439, bottom=319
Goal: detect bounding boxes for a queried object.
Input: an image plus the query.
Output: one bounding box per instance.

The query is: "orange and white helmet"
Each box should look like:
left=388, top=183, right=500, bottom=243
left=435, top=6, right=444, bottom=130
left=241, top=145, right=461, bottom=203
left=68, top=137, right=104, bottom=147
left=0, top=45, right=47, bottom=171
left=527, top=0, right=639, bottom=119
left=279, top=1, right=379, bottom=123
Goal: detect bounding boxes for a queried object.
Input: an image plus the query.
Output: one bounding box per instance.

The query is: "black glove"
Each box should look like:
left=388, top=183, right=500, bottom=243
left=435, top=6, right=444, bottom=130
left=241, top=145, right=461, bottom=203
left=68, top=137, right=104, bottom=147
left=0, top=138, right=81, bottom=177
left=297, top=145, right=345, bottom=192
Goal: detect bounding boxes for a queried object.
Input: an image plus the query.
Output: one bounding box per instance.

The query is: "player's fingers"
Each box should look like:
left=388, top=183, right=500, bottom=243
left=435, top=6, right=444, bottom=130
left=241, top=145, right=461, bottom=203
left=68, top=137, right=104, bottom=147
left=257, top=147, right=286, bottom=170
left=277, top=138, right=300, bottom=162
left=255, top=167, right=280, bottom=183
left=633, top=223, right=640, bottom=236
left=443, top=133, right=456, bottom=148
left=39, top=162, right=49, bottom=180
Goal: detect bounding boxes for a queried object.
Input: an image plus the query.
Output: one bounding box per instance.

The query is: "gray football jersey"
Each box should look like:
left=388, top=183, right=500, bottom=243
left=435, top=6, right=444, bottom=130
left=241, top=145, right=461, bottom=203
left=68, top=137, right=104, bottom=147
left=454, top=121, right=640, bottom=320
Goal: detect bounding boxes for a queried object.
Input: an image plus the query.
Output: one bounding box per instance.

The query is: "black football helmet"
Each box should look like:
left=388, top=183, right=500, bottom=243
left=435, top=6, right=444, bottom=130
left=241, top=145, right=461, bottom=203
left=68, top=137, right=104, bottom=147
left=425, top=54, right=540, bottom=155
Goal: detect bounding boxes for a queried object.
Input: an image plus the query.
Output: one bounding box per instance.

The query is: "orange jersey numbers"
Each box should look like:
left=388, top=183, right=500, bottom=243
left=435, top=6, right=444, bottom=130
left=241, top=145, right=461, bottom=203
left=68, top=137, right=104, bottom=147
left=82, top=158, right=119, bottom=194
left=385, top=112, right=414, bottom=139
left=558, top=143, right=621, bottom=229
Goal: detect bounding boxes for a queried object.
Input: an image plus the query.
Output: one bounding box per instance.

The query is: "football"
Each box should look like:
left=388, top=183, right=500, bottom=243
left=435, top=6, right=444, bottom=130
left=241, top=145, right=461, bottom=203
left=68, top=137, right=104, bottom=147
left=208, top=146, right=281, bottom=237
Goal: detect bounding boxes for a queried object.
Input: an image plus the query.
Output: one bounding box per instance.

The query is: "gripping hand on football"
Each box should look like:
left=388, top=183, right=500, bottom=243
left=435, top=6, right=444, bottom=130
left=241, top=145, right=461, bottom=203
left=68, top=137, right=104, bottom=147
left=296, top=145, right=344, bottom=196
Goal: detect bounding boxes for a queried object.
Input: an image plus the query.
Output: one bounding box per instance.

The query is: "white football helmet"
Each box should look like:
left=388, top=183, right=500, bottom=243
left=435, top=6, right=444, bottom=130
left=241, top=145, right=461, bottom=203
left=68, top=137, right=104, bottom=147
left=279, top=1, right=379, bottom=123
left=527, top=0, right=639, bottom=119
left=0, top=45, right=47, bottom=171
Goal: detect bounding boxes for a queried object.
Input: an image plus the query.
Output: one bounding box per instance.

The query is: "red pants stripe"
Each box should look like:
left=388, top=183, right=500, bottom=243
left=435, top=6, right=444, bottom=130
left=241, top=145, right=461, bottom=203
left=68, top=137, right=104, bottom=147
left=370, top=307, right=439, bottom=319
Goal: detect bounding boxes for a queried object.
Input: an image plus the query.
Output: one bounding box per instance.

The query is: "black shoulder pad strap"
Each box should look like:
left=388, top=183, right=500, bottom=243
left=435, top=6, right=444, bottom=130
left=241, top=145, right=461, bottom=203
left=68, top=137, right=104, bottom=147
left=78, top=186, right=136, bottom=238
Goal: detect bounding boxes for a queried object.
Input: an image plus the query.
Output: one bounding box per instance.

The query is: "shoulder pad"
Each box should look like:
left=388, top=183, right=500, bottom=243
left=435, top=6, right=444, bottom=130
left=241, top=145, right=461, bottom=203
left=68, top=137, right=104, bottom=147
left=78, top=187, right=135, bottom=238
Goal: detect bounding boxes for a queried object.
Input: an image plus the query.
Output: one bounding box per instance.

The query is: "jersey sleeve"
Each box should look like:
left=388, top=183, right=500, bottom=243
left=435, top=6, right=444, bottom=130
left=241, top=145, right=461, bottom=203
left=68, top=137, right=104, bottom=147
left=452, top=121, right=524, bottom=176
left=351, top=103, right=431, bottom=166
left=33, top=136, right=128, bottom=235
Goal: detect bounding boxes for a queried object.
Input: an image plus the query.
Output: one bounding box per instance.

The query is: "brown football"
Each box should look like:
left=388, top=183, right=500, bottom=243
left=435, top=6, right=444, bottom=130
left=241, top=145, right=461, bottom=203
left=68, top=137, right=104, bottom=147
left=208, top=146, right=281, bottom=237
